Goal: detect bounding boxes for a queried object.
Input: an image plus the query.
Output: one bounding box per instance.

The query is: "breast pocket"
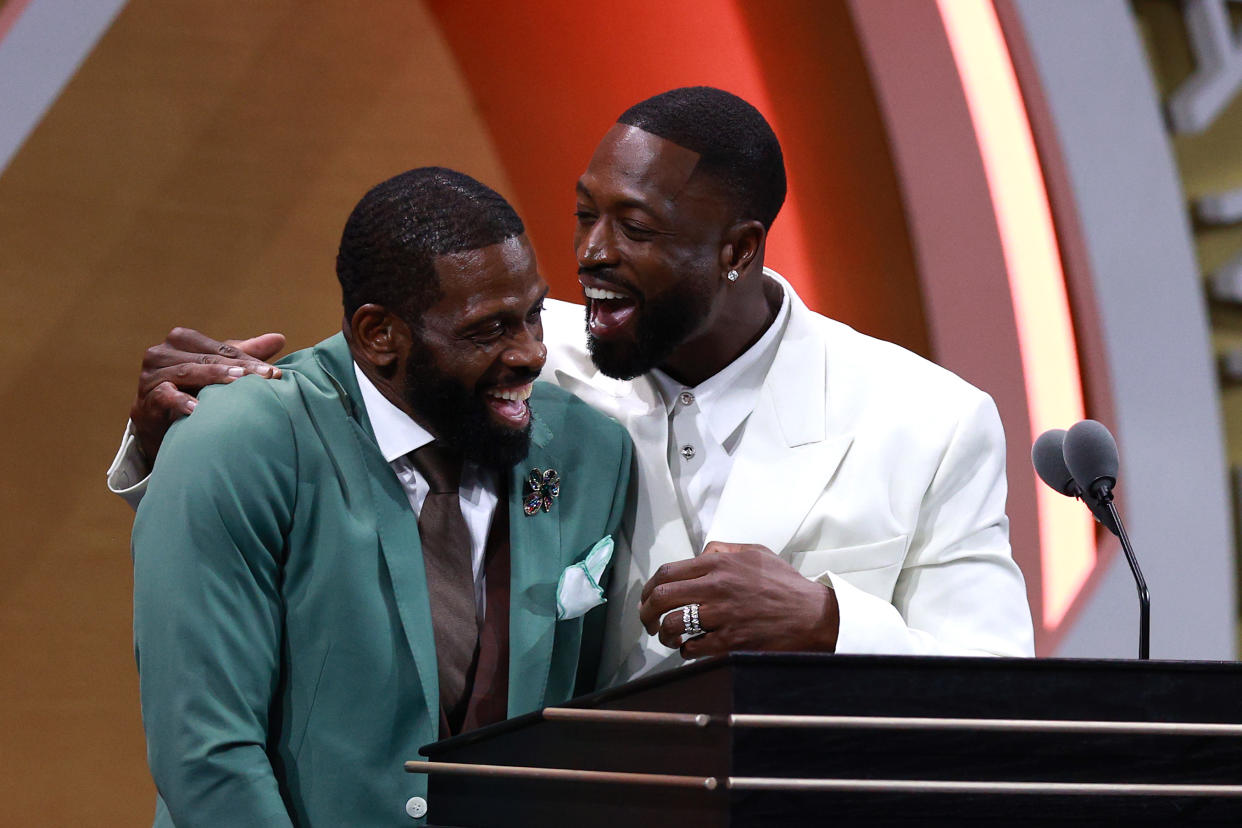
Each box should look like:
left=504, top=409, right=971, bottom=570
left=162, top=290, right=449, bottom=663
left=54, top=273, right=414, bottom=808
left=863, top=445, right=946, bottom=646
left=790, top=535, right=909, bottom=600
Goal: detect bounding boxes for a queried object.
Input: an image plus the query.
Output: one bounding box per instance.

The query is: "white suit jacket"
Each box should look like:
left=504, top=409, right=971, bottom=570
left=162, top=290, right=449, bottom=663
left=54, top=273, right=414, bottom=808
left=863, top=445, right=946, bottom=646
left=109, top=269, right=1035, bottom=686
left=539, top=270, right=1034, bottom=684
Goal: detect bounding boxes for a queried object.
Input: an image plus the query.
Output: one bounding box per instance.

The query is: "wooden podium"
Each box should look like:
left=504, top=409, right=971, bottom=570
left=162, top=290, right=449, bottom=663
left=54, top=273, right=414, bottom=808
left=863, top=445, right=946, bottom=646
left=407, top=653, right=1242, bottom=826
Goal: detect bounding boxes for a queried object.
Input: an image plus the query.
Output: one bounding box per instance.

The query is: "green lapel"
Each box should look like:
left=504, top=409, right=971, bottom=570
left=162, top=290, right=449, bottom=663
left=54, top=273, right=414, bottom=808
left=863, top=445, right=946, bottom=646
left=304, top=335, right=566, bottom=721
left=361, top=445, right=439, bottom=726
left=506, top=414, right=562, bottom=716
left=308, top=335, right=439, bottom=728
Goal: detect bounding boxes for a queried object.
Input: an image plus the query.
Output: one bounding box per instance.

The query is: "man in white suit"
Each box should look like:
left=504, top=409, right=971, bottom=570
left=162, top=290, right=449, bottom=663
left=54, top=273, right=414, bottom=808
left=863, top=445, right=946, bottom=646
left=111, top=87, right=1034, bottom=688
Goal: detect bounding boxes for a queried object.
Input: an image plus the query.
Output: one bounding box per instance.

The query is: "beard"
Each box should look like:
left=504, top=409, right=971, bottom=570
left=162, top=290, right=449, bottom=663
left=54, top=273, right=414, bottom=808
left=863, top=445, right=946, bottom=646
left=403, top=347, right=533, bottom=469
left=585, top=275, right=714, bottom=380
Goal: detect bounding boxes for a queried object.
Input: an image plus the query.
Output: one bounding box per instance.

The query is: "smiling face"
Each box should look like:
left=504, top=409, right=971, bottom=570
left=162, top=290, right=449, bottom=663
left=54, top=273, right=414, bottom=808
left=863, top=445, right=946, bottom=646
left=574, top=124, right=738, bottom=380
left=402, top=234, right=548, bottom=466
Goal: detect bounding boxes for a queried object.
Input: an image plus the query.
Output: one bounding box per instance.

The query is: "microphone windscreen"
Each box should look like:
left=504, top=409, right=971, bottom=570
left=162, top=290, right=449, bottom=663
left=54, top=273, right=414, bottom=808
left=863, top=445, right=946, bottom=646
left=1031, top=429, right=1077, bottom=496
left=1063, top=419, right=1119, bottom=494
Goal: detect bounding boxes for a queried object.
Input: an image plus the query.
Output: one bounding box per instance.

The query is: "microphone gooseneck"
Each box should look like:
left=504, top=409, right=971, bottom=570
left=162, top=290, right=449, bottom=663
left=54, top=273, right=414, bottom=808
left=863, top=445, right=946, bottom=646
left=1103, top=498, right=1150, bottom=660
left=1032, top=421, right=1148, bottom=659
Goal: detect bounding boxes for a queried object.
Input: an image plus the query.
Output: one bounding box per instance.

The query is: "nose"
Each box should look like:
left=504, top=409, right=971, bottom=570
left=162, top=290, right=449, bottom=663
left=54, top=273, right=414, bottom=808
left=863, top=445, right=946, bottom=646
left=576, top=217, right=618, bottom=269
left=503, top=326, right=547, bottom=374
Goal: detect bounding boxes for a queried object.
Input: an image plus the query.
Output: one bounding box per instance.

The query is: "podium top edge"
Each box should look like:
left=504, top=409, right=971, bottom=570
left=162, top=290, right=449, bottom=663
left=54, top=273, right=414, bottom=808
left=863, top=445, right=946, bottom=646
left=418, top=653, right=1242, bottom=757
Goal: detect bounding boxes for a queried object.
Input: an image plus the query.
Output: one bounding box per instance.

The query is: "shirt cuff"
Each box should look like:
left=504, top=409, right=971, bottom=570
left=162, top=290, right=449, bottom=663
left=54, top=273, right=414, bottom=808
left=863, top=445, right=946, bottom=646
left=106, top=420, right=150, bottom=511
left=813, top=570, right=919, bottom=655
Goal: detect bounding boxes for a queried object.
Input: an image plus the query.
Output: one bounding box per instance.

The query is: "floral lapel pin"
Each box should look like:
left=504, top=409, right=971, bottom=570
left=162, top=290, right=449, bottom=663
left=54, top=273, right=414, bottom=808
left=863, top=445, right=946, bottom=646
left=524, top=467, right=561, bottom=515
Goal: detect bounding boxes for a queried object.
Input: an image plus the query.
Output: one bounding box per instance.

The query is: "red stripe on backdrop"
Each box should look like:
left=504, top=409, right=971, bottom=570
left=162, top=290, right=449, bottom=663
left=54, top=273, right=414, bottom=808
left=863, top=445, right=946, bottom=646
left=0, top=0, right=35, bottom=43
left=425, top=0, right=816, bottom=308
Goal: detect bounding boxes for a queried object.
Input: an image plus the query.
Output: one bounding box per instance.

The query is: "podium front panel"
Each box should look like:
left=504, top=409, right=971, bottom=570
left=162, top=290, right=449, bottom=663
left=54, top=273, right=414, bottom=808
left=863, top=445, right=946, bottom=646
left=415, top=654, right=1242, bottom=826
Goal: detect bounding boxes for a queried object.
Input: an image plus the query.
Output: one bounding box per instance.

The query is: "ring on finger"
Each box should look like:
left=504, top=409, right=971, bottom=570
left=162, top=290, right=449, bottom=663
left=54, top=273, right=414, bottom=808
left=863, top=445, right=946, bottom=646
left=682, top=603, right=705, bottom=639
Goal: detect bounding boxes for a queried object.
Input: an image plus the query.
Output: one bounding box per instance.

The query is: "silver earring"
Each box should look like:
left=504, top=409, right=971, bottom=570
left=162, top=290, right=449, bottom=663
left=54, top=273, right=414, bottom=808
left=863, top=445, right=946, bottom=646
left=726, top=269, right=739, bottom=282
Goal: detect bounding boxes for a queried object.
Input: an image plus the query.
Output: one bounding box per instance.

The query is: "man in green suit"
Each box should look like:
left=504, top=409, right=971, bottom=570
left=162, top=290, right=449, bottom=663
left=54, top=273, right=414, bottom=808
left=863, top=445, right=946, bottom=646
left=132, top=168, right=632, bottom=827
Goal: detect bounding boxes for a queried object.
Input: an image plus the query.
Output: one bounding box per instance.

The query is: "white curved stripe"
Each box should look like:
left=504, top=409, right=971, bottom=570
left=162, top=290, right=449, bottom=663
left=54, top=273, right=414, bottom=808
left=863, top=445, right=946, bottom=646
left=938, top=0, right=1093, bottom=628
left=0, top=0, right=128, bottom=176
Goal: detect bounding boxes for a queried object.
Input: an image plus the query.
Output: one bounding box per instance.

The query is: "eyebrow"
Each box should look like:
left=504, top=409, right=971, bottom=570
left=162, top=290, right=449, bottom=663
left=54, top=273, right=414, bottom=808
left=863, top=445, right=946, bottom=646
left=487, top=285, right=550, bottom=323
left=576, top=181, right=665, bottom=220
left=455, top=284, right=550, bottom=334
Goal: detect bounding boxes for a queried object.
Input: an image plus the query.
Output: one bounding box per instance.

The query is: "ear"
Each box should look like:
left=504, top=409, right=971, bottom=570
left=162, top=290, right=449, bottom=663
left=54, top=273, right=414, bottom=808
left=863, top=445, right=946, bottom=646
left=348, top=304, right=411, bottom=371
left=718, top=220, right=766, bottom=279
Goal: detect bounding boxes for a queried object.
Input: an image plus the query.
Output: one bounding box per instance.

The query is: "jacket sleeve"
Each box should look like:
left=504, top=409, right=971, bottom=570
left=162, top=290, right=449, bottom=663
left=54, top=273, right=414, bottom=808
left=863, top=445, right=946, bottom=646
left=132, top=379, right=296, bottom=827
left=829, top=391, right=1035, bottom=657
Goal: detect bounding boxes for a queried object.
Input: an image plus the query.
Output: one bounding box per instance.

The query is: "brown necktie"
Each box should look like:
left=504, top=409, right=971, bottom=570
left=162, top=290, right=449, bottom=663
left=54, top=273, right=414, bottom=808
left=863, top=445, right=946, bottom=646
left=459, top=488, right=510, bottom=733
left=410, top=443, right=479, bottom=732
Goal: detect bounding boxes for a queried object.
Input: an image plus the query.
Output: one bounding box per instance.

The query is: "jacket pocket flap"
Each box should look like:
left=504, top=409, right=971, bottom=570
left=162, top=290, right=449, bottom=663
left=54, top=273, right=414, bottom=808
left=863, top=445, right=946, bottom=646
left=794, top=535, right=909, bottom=576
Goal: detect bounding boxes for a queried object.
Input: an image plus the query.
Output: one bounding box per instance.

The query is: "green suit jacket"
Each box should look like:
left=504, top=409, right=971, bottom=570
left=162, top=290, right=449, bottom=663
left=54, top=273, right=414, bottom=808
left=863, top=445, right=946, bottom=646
left=132, top=333, right=632, bottom=827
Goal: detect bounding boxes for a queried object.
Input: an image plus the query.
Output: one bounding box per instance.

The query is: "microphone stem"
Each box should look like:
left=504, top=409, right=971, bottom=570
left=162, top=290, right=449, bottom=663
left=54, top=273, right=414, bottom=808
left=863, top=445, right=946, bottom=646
left=1102, top=498, right=1149, bottom=660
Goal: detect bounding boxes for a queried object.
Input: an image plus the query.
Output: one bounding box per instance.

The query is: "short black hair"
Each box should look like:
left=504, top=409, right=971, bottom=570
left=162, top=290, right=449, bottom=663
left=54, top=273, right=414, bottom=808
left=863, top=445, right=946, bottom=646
left=617, top=87, right=786, bottom=229
left=336, top=166, right=525, bottom=323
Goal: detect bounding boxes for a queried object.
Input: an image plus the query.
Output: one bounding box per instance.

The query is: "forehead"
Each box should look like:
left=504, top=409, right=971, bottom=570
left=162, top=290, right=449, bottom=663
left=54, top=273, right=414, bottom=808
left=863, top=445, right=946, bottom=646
left=429, top=235, right=543, bottom=318
left=579, top=124, right=704, bottom=209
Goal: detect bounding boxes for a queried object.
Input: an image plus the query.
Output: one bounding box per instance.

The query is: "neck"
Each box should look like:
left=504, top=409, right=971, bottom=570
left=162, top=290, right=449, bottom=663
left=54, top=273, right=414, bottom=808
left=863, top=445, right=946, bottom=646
left=657, top=272, right=783, bottom=387
left=351, top=350, right=439, bottom=436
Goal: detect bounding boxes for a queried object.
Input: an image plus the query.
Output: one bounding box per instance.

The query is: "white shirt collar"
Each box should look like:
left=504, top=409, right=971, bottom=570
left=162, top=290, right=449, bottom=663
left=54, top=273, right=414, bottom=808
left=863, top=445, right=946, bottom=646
left=651, top=284, right=791, bottom=446
left=353, top=362, right=434, bottom=463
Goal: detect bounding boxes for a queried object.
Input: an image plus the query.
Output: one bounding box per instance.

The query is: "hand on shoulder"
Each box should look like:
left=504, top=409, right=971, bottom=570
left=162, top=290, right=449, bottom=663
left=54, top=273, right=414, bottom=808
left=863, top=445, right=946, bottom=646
left=130, top=327, right=285, bottom=465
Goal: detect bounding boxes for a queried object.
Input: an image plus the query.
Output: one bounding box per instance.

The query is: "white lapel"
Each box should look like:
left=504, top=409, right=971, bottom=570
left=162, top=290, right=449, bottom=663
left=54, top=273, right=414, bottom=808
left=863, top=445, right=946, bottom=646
left=705, top=274, right=853, bottom=554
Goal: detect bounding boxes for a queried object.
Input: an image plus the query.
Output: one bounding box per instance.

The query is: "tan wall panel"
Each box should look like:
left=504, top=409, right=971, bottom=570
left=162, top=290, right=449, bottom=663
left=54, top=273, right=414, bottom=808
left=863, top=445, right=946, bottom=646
left=0, top=1, right=510, bottom=822
left=1133, top=2, right=1242, bottom=462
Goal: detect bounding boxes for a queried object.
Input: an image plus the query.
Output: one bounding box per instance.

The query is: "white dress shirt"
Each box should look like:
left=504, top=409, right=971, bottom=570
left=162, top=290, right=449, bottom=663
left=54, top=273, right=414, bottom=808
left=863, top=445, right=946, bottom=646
left=353, top=363, right=499, bottom=618
left=649, top=290, right=790, bottom=553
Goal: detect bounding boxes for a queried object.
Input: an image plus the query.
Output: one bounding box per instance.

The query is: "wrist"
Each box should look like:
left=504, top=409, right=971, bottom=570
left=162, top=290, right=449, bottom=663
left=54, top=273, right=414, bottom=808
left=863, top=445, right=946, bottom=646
left=808, top=582, right=840, bottom=652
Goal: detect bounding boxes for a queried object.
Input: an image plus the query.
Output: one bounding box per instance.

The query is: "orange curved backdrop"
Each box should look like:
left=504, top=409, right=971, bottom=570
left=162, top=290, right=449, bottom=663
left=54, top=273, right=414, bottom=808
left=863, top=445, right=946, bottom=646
left=426, top=0, right=928, bottom=355
left=0, top=2, right=1031, bottom=823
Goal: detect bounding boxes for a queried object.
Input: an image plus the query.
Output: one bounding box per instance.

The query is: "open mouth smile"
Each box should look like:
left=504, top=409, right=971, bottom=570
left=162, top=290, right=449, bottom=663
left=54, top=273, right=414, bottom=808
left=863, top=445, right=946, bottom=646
left=581, top=280, right=638, bottom=339
left=485, top=382, right=534, bottom=428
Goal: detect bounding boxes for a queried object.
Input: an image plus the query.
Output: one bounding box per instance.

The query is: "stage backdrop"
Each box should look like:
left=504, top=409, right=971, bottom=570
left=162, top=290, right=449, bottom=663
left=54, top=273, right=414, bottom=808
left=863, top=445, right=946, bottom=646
left=0, top=1, right=1233, bottom=824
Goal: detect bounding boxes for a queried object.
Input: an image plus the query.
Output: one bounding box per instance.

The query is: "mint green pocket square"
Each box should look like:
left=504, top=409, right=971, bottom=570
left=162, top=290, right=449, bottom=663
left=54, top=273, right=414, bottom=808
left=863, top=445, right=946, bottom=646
left=556, top=535, right=613, bottom=620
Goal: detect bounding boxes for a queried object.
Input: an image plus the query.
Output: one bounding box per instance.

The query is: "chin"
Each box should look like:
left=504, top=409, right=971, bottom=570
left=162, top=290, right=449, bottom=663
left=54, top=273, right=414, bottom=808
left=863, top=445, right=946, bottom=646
left=459, top=417, right=533, bottom=468
left=586, top=334, right=650, bottom=381
left=583, top=286, right=708, bottom=381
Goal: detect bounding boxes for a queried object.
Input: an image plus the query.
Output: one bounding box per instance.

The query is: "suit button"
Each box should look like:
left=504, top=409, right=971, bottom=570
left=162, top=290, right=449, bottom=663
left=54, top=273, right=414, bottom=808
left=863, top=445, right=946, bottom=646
left=405, top=796, right=428, bottom=819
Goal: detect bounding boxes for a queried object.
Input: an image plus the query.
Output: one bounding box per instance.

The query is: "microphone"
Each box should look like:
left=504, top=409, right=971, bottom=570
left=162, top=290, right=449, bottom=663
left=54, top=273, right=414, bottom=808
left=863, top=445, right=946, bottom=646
left=1031, top=429, right=1119, bottom=536
left=1059, top=420, right=1150, bottom=660
left=1062, top=419, right=1119, bottom=502
left=1032, top=429, right=1076, bottom=495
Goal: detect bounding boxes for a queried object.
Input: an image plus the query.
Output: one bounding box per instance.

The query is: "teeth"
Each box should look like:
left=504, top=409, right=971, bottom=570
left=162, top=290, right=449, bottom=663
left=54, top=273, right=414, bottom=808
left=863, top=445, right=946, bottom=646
left=584, top=286, right=628, bottom=300
left=488, top=383, right=533, bottom=402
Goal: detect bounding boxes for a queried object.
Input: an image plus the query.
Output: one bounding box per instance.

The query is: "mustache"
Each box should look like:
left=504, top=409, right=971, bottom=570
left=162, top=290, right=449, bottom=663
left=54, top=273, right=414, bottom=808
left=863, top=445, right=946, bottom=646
left=577, top=266, right=641, bottom=299
left=488, top=367, right=542, bottom=387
